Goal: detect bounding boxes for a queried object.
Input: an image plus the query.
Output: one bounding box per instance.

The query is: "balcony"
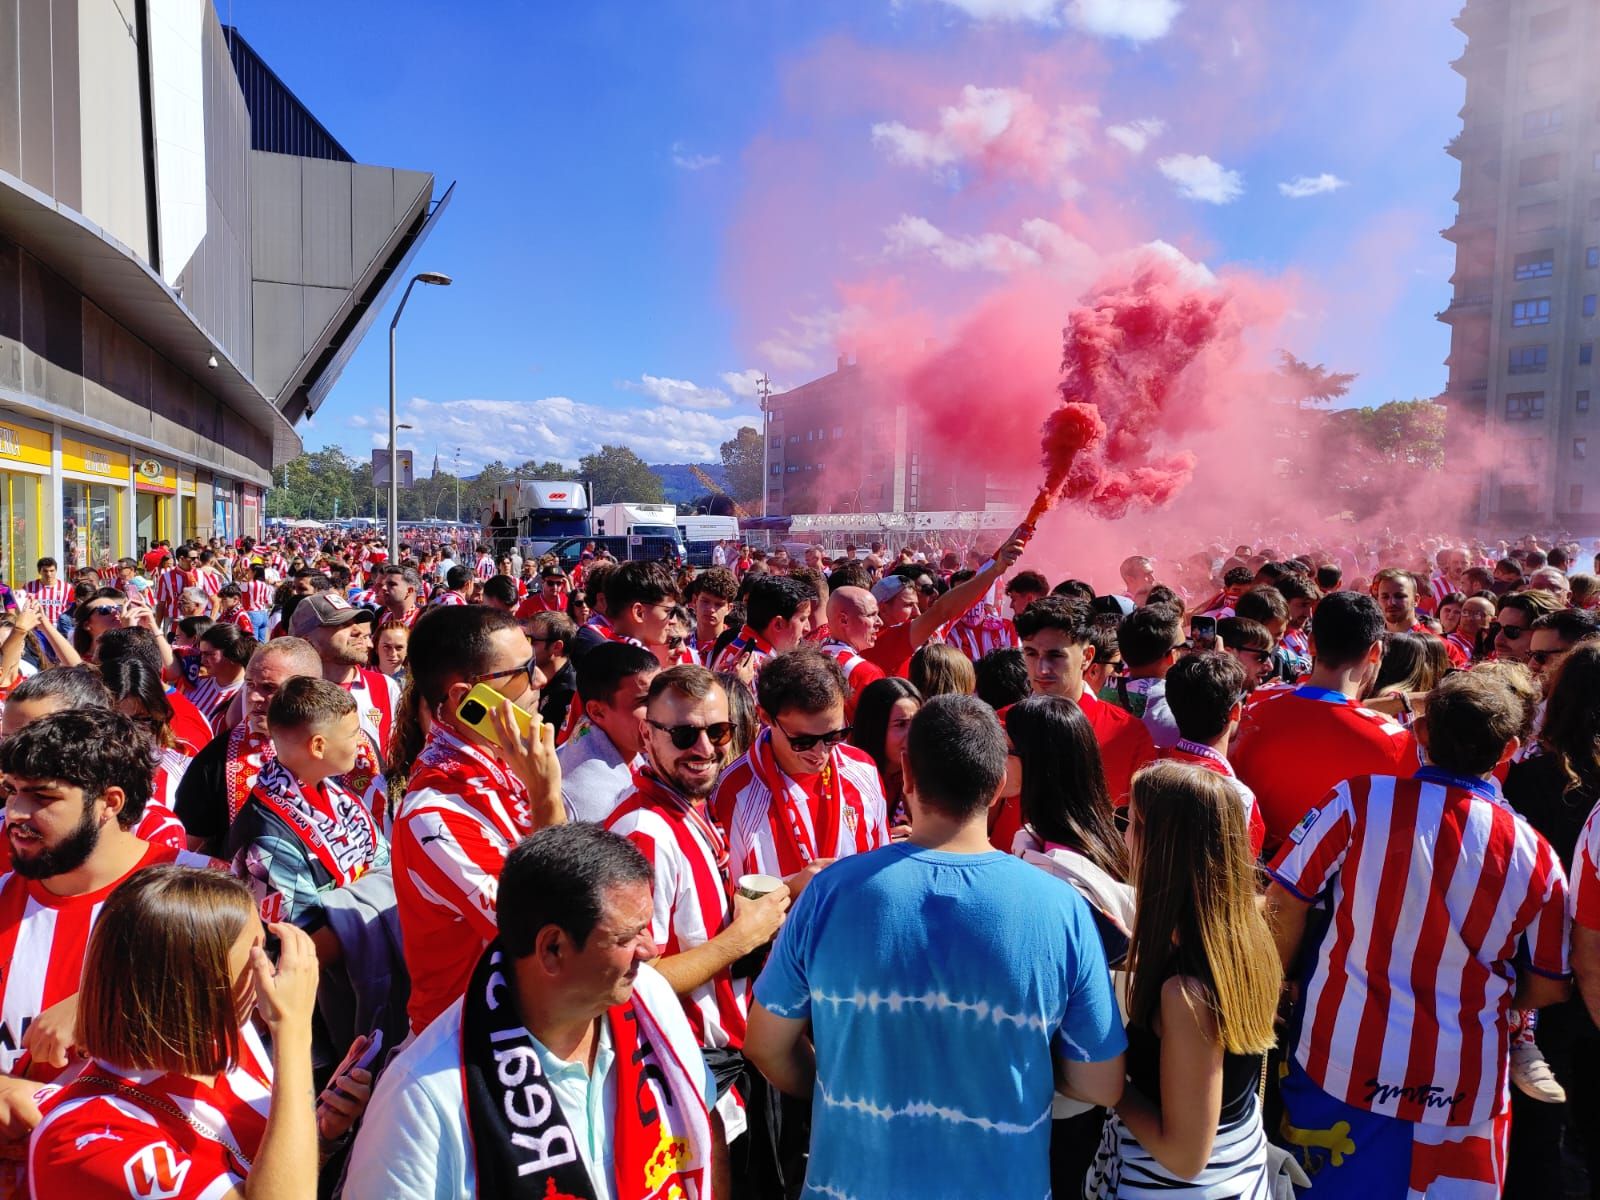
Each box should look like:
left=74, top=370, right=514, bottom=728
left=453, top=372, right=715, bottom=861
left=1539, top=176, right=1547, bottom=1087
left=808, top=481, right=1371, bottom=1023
left=1441, top=212, right=1496, bottom=242
left=1436, top=293, right=1493, bottom=323
left=1446, top=131, right=1492, bottom=159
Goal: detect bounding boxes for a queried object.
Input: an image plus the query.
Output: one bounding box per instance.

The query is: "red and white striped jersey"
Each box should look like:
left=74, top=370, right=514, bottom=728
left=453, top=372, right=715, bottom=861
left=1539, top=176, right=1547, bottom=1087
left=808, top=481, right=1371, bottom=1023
left=1233, top=685, right=1418, bottom=855
left=28, top=1022, right=272, bottom=1200
left=391, top=725, right=532, bottom=1033
left=378, top=605, right=421, bottom=631
left=943, top=615, right=1018, bottom=663
left=0, top=840, right=211, bottom=1078
left=1269, top=768, right=1570, bottom=1127
left=475, top=554, right=495, bottom=581
left=1569, top=798, right=1600, bottom=931
left=606, top=770, right=749, bottom=1048
left=712, top=732, right=888, bottom=879
left=154, top=568, right=196, bottom=614
left=816, top=639, right=886, bottom=702
left=22, top=580, right=71, bottom=625
left=343, top=667, right=399, bottom=759
left=139, top=750, right=193, bottom=851
left=184, top=674, right=244, bottom=729
left=711, top=626, right=775, bottom=678
left=244, top=579, right=275, bottom=612
left=432, top=590, right=468, bottom=607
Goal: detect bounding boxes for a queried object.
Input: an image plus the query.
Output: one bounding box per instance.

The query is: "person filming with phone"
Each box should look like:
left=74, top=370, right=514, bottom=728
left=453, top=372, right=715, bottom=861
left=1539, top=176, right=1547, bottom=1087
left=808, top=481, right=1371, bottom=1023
left=389, top=605, right=565, bottom=1037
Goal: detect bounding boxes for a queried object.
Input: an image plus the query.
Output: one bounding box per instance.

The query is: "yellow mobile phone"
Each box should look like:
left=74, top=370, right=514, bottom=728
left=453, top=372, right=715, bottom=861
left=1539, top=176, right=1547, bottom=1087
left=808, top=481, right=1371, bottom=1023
left=456, top=682, right=538, bottom=749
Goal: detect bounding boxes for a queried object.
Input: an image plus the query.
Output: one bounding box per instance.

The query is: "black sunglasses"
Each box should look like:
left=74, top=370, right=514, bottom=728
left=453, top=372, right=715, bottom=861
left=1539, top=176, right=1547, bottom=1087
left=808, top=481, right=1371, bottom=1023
left=1491, top=623, right=1529, bottom=640
left=648, top=719, right=734, bottom=751
left=470, top=657, right=538, bottom=690
left=777, top=722, right=852, bottom=752
left=87, top=605, right=122, bottom=618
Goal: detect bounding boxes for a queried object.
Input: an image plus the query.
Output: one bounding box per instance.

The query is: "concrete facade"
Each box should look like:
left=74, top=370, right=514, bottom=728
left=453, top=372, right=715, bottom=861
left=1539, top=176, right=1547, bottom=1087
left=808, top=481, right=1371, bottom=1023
left=1441, top=0, right=1600, bottom=530
left=0, top=0, right=445, bottom=581
left=765, top=357, right=1021, bottom=518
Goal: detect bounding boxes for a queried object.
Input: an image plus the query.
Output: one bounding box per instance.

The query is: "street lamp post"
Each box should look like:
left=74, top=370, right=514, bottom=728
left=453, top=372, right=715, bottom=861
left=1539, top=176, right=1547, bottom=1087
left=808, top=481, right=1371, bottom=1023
left=454, top=447, right=461, bottom=524
left=389, top=271, right=452, bottom=558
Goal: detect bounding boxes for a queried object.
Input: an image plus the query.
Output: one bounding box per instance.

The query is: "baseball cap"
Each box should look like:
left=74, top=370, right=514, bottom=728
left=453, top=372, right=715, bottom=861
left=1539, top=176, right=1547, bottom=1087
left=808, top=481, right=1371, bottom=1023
left=290, top=591, right=376, bottom=637
left=871, top=576, right=911, bottom=604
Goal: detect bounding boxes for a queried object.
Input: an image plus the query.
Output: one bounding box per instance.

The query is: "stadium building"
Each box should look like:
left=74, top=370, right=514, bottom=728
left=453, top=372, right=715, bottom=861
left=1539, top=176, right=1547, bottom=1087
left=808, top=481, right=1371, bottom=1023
left=0, top=0, right=448, bottom=582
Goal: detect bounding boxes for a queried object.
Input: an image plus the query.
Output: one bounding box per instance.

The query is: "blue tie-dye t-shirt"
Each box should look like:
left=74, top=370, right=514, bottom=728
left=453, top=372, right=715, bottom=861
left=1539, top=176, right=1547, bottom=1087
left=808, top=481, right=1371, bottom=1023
left=755, top=842, right=1126, bottom=1200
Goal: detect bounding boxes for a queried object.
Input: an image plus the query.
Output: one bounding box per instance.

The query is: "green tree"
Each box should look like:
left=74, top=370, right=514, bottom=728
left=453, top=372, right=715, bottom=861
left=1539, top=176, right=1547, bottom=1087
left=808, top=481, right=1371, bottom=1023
left=1278, top=351, right=1357, bottom=407
left=579, top=445, right=665, bottom=505
left=719, top=426, right=764, bottom=506
left=1316, top=399, right=1446, bottom=518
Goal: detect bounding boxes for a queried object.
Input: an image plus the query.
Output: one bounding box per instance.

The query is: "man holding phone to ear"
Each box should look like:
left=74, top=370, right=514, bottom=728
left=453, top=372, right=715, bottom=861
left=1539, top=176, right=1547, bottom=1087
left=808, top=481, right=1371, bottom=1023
left=390, top=605, right=566, bottom=1036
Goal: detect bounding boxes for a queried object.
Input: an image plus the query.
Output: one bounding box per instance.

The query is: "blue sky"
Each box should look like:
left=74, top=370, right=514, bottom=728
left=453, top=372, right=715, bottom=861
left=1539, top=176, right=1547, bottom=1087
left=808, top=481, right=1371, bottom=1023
left=233, top=0, right=1466, bottom=471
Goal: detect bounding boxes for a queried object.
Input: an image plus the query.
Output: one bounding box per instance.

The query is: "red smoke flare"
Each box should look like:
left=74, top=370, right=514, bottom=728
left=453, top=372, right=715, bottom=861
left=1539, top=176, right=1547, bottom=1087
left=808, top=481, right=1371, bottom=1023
left=1030, top=259, right=1240, bottom=524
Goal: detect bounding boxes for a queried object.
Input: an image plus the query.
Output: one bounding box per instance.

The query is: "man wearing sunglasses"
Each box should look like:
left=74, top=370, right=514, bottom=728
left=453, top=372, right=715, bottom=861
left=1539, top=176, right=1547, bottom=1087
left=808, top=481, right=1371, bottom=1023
left=607, top=666, right=791, bottom=1164
left=391, top=604, right=564, bottom=1037
left=1494, top=591, right=1561, bottom=664
left=714, top=649, right=887, bottom=894
left=1526, top=609, right=1600, bottom=693
left=515, top=566, right=571, bottom=618
left=153, top=543, right=204, bottom=629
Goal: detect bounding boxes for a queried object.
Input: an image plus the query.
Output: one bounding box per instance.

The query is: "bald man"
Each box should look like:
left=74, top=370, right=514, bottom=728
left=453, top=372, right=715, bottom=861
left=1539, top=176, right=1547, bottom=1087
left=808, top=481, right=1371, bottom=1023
left=818, top=587, right=889, bottom=706
left=174, top=636, right=324, bottom=854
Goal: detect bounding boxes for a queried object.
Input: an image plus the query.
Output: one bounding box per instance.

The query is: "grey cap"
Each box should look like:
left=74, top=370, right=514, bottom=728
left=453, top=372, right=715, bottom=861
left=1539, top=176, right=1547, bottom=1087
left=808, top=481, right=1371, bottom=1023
left=289, top=590, right=376, bottom=637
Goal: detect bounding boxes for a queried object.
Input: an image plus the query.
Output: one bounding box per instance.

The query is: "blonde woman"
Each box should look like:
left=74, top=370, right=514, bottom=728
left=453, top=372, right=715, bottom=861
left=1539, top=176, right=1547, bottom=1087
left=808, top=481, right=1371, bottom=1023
left=1088, top=762, right=1281, bottom=1198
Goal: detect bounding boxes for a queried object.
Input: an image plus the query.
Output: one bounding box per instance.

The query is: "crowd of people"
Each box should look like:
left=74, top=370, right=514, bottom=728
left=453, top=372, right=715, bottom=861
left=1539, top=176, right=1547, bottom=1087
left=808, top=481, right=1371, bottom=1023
left=0, top=522, right=1594, bottom=1198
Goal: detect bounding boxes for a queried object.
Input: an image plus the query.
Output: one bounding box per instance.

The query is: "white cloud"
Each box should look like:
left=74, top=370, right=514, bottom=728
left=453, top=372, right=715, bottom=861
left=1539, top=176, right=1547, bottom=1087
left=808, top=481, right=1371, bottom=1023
left=1157, top=153, right=1244, bottom=204
left=1065, top=0, right=1180, bottom=40
left=1128, top=239, right=1217, bottom=287
left=883, top=215, right=1041, bottom=273
left=392, top=394, right=761, bottom=470
left=871, top=85, right=1096, bottom=188
left=755, top=306, right=860, bottom=374
left=623, top=373, right=733, bottom=410
left=914, top=0, right=1180, bottom=40
left=1106, top=117, right=1165, bottom=155
left=720, top=368, right=769, bottom=399
left=883, top=214, right=1106, bottom=279
left=670, top=142, right=720, bottom=171
left=1278, top=172, right=1349, bottom=198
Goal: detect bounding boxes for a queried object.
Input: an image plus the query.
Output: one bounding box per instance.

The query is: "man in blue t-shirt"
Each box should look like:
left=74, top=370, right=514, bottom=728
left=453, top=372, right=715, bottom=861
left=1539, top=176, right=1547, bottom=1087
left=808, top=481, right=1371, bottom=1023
left=747, top=693, right=1127, bottom=1200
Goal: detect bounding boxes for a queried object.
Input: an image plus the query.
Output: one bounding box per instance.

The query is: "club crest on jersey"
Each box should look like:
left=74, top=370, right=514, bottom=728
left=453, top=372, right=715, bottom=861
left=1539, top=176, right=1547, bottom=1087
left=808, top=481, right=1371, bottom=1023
left=843, top=806, right=858, bottom=835
left=1289, top=807, right=1321, bottom=845
left=124, top=1142, right=190, bottom=1200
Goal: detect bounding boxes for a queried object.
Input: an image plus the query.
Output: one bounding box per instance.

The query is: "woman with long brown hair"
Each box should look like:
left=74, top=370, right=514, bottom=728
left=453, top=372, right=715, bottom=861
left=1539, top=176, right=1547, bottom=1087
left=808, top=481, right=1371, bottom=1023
left=26, top=865, right=322, bottom=1198
left=1088, top=761, right=1281, bottom=1198
left=1005, top=694, right=1134, bottom=1196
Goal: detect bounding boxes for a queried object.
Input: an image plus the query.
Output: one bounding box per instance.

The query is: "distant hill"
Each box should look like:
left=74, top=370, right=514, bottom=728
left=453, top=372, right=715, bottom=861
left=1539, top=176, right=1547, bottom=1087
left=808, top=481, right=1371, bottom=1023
left=651, top=462, right=727, bottom=505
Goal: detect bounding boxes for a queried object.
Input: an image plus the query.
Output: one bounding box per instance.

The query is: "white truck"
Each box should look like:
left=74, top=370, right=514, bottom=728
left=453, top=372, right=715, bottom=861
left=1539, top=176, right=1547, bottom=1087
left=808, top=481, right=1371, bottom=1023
left=590, top=502, right=680, bottom=539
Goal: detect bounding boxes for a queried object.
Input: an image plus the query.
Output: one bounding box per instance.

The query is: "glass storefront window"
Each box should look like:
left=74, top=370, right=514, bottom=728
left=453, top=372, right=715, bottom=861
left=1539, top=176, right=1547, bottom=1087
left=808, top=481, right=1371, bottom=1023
left=64, top=481, right=123, bottom=574
left=0, top=472, right=44, bottom=590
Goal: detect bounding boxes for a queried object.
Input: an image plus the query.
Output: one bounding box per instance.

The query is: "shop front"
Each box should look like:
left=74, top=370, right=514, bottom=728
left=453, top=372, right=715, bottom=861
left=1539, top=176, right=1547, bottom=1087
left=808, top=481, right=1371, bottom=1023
left=62, top=438, right=130, bottom=573
left=0, top=419, right=52, bottom=590
left=134, top=457, right=178, bottom=556
left=240, top=485, right=260, bottom=542
left=179, top=468, right=198, bottom=543
left=212, top=474, right=236, bottom=543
